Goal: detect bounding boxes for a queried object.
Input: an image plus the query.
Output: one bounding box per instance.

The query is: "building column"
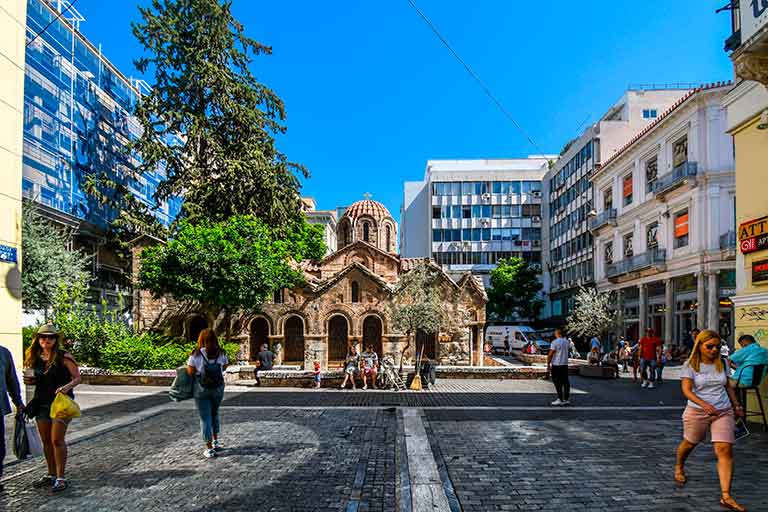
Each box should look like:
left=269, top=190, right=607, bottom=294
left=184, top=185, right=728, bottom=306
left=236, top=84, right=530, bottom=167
left=697, top=272, right=707, bottom=330
left=477, top=326, right=485, bottom=367
left=616, top=288, right=624, bottom=338
left=708, top=271, right=719, bottom=331
left=638, top=284, right=647, bottom=335
left=664, top=279, right=674, bottom=345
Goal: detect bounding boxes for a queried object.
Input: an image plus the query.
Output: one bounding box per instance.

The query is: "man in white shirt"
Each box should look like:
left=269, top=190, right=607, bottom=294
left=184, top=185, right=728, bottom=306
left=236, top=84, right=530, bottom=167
left=547, top=329, right=571, bottom=406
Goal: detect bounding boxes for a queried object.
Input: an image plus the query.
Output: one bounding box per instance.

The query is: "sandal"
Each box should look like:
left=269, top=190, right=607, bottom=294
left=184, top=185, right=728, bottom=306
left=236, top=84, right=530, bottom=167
left=673, top=465, right=687, bottom=485
left=720, top=496, right=746, bottom=511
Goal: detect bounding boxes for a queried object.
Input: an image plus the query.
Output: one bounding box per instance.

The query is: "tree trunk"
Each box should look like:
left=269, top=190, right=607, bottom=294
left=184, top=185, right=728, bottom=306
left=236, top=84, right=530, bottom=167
left=398, top=331, right=412, bottom=375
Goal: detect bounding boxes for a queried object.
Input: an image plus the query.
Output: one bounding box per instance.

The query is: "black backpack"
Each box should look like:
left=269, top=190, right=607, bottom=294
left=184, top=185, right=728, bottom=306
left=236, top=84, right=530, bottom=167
left=200, top=352, right=224, bottom=389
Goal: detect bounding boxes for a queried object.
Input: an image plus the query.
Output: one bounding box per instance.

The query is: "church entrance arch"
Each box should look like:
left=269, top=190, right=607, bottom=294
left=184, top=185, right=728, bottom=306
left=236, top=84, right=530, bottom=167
left=284, top=316, right=305, bottom=363
left=328, top=315, right=349, bottom=363
left=250, top=317, right=270, bottom=361
left=415, top=330, right=437, bottom=360
left=362, top=316, right=383, bottom=358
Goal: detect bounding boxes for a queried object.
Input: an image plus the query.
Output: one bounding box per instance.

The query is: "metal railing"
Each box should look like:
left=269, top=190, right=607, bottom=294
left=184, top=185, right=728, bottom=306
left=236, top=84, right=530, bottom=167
left=652, top=162, right=698, bottom=196
left=588, top=208, right=617, bottom=231
left=606, top=248, right=667, bottom=279
left=720, top=231, right=737, bottom=250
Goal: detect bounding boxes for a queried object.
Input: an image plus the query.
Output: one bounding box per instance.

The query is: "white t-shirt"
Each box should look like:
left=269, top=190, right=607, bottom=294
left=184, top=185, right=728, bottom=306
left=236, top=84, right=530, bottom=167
left=680, top=362, right=731, bottom=411
left=550, top=337, right=570, bottom=366
left=186, top=348, right=228, bottom=375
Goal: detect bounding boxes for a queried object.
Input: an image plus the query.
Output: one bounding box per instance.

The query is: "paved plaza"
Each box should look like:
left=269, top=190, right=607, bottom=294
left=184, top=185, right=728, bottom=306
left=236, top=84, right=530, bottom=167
left=2, top=376, right=767, bottom=511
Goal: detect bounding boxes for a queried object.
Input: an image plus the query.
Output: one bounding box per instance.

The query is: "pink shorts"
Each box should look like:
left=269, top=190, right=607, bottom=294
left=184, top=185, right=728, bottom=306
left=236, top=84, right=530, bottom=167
left=682, top=406, right=735, bottom=444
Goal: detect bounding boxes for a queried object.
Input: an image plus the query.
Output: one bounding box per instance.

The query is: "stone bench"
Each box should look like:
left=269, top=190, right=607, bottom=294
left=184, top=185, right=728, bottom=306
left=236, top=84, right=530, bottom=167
left=579, top=365, right=618, bottom=379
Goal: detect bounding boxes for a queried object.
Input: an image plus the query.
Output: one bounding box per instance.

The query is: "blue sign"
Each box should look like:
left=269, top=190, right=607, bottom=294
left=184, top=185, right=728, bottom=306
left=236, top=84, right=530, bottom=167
left=0, top=245, right=18, bottom=264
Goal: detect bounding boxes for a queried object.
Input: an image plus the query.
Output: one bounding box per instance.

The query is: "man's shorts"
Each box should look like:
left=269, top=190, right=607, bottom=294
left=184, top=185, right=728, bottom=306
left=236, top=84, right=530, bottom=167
left=682, top=406, right=735, bottom=444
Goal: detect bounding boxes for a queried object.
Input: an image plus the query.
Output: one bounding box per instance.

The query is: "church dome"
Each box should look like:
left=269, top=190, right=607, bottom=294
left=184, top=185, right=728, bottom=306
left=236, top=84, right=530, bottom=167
left=341, top=199, right=393, bottom=222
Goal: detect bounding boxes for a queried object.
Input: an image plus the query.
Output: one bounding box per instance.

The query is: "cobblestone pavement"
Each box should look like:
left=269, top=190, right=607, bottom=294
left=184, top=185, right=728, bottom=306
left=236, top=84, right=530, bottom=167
left=426, top=409, right=768, bottom=511
left=1, top=407, right=397, bottom=512
left=1, top=380, right=766, bottom=511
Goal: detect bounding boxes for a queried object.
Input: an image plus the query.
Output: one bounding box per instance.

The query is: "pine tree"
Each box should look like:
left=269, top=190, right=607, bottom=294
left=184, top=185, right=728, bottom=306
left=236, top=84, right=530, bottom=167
left=130, top=0, right=306, bottom=228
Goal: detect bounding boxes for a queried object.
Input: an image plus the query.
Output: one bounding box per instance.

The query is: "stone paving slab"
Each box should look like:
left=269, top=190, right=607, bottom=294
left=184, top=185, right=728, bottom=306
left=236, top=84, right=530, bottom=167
left=1, top=408, right=397, bottom=512
left=426, top=409, right=768, bottom=511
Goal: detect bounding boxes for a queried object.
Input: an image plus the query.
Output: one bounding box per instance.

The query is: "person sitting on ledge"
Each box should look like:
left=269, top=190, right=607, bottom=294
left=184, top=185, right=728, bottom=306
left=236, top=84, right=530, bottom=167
left=588, top=346, right=600, bottom=366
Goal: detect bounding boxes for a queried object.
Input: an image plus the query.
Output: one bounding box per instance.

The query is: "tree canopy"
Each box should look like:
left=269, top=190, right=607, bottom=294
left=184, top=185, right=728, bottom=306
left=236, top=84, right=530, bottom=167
left=138, top=215, right=325, bottom=338
left=486, top=257, right=543, bottom=322
left=567, top=287, right=616, bottom=339
left=21, top=204, right=91, bottom=314
left=130, top=0, right=306, bottom=229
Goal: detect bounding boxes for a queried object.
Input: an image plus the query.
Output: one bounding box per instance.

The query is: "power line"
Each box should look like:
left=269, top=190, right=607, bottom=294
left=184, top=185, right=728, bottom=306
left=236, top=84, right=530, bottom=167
left=27, top=0, right=82, bottom=48
left=405, top=0, right=546, bottom=157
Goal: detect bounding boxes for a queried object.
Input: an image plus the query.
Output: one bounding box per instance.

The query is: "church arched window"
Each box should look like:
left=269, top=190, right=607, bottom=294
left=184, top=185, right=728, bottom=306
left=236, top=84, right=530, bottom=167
left=385, top=225, right=392, bottom=251
left=351, top=281, right=360, bottom=303
left=363, top=222, right=370, bottom=242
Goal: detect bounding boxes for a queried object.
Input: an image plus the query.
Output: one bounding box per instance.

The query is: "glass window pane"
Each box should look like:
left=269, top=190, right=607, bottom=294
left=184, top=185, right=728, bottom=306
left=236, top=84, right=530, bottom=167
left=482, top=228, right=491, bottom=241
left=500, top=182, right=510, bottom=194
left=462, top=182, right=472, bottom=194
left=510, top=205, right=521, bottom=217
left=462, top=228, right=471, bottom=240
left=472, top=229, right=481, bottom=241
left=472, top=205, right=481, bottom=217
left=452, top=229, right=461, bottom=241
left=482, top=205, right=491, bottom=218
left=510, top=182, right=521, bottom=194
left=492, top=205, right=502, bottom=218
left=452, top=205, right=462, bottom=218
left=432, top=229, right=442, bottom=242
left=462, top=206, right=471, bottom=219
left=502, top=205, right=511, bottom=217
left=492, top=228, right=502, bottom=240
left=492, top=182, right=502, bottom=194
left=501, top=228, right=511, bottom=241
left=451, top=182, right=461, bottom=195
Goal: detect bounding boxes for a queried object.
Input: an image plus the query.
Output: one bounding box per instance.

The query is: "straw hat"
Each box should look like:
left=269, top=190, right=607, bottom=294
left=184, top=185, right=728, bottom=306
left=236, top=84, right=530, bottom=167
left=36, top=323, right=60, bottom=336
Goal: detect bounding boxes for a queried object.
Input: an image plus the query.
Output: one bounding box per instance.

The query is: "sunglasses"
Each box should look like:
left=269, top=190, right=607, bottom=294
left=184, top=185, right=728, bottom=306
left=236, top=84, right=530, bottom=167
left=703, top=344, right=721, bottom=351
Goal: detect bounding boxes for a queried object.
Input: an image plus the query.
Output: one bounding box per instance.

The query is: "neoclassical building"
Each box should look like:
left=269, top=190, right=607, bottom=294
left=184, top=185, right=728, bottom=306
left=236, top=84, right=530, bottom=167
left=133, top=198, right=487, bottom=370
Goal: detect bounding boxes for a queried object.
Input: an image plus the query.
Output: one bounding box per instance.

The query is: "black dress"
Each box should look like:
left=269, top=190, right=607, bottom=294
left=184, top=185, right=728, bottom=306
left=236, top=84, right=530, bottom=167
left=32, top=355, right=74, bottom=413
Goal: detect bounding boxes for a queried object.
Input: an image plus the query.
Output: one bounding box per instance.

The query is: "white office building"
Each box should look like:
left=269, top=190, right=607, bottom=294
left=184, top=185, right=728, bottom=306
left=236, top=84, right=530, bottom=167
left=590, top=82, right=736, bottom=345
left=401, top=157, right=554, bottom=286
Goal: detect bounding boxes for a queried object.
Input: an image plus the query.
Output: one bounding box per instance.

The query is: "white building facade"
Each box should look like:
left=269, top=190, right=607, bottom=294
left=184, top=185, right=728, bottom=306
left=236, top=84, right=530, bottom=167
left=590, top=83, right=737, bottom=346
left=543, top=89, right=691, bottom=322
left=401, top=158, right=552, bottom=287
left=302, top=197, right=338, bottom=256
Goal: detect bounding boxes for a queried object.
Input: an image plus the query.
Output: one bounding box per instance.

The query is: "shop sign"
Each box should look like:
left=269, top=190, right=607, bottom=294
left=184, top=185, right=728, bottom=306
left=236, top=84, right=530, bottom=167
left=739, top=215, right=768, bottom=254
left=0, top=245, right=17, bottom=264
left=740, top=0, right=768, bottom=45
left=753, top=259, right=768, bottom=284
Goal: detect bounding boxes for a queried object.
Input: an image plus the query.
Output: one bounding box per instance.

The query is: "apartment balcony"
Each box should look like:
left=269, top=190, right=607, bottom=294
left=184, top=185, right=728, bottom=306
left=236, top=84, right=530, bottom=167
left=652, top=162, right=697, bottom=198
left=588, top=208, right=617, bottom=232
left=606, top=248, right=667, bottom=281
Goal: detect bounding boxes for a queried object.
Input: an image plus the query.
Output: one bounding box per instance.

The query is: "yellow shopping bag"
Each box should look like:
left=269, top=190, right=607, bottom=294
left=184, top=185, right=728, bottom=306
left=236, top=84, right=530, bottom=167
left=50, top=393, right=81, bottom=420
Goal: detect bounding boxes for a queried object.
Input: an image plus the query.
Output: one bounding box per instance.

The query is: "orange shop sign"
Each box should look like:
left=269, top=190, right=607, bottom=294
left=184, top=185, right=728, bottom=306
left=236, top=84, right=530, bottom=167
left=739, top=216, right=768, bottom=241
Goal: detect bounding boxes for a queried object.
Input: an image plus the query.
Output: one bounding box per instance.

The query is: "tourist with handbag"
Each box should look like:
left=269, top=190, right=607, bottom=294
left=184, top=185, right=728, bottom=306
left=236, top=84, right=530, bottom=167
left=23, top=323, right=81, bottom=493
left=674, top=329, right=746, bottom=512
left=187, top=328, right=228, bottom=458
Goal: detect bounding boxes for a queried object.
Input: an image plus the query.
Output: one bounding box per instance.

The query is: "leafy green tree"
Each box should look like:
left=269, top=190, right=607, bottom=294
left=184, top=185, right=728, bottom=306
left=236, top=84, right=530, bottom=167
left=138, top=215, right=325, bottom=340
left=130, top=0, right=306, bottom=229
left=487, top=257, right=543, bottom=322
left=21, top=204, right=91, bottom=315
left=389, top=263, right=448, bottom=373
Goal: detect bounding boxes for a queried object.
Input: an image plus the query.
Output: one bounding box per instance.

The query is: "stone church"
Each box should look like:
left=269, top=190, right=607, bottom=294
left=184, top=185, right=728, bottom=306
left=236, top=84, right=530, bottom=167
left=132, top=198, right=487, bottom=370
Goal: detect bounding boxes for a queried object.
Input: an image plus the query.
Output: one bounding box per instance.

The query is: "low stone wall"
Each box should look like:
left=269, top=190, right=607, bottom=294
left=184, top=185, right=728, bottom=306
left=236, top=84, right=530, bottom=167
left=516, top=352, right=586, bottom=368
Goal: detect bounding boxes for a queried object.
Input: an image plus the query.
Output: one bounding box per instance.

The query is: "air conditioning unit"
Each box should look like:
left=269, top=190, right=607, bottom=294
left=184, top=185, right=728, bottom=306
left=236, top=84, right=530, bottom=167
left=482, top=193, right=491, bottom=201
left=531, top=215, right=542, bottom=222
left=481, top=219, right=490, bottom=227
left=514, top=240, right=523, bottom=246
left=533, top=240, right=541, bottom=247
left=532, top=191, right=542, bottom=198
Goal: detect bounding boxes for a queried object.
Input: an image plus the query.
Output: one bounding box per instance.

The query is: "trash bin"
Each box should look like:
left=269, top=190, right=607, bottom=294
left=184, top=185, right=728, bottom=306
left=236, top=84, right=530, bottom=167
left=419, top=359, right=437, bottom=389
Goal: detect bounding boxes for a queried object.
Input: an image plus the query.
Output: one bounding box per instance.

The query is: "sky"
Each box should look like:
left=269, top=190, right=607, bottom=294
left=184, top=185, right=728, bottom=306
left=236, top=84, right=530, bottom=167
left=70, top=0, right=734, bottom=221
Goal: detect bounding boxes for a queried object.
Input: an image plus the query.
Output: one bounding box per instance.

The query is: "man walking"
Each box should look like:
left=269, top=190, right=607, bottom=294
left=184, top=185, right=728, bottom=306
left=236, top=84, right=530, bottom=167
left=0, top=345, right=24, bottom=484
left=254, top=343, right=275, bottom=386
left=547, top=329, right=571, bottom=406
left=638, top=328, right=662, bottom=389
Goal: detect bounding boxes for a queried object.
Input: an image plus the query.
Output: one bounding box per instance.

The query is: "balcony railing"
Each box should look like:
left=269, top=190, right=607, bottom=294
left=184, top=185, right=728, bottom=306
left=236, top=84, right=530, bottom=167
left=606, top=248, right=667, bottom=279
left=652, top=162, right=698, bottom=197
left=588, top=208, right=617, bottom=232
left=720, top=231, right=736, bottom=250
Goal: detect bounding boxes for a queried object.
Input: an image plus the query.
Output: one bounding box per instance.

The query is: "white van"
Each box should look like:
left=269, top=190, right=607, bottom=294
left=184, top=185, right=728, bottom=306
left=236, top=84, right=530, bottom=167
left=485, top=325, right=550, bottom=354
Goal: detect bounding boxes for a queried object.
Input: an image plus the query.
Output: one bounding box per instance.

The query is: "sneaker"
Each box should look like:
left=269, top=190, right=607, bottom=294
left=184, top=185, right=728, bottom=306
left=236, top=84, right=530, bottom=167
left=340, top=384, right=345, bottom=389
left=562, top=400, right=571, bottom=406
left=362, top=384, right=368, bottom=390
left=51, top=479, right=67, bottom=493
left=212, top=439, right=223, bottom=451
left=641, top=381, right=649, bottom=388
left=203, top=448, right=216, bottom=458
left=551, top=399, right=563, bottom=406
left=648, top=382, right=655, bottom=389
left=32, top=475, right=54, bottom=489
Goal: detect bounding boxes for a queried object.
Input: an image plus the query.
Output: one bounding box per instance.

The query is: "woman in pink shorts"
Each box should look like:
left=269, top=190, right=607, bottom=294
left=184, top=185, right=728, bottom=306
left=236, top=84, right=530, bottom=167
left=674, top=329, right=746, bottom=511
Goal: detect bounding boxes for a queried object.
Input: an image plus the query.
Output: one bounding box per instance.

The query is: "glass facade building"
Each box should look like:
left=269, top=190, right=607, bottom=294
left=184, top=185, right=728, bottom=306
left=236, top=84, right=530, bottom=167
left=22, top=0, right=180, bottom=308
left=22, top=0, right=180, bottom=227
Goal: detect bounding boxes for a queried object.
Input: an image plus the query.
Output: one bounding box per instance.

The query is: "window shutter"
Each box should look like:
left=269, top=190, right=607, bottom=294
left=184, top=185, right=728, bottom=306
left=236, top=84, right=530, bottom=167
left=674, top=212, right=689, bottom=238
left=623, top=175, right=633, bottom=198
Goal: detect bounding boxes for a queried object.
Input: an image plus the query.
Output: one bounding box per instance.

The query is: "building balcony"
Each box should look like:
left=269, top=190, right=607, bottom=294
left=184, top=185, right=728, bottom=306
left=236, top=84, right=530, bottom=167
left=588, top=208, right=617, bottom=232
left=605, top=248, right=667, bottom=281
left=724, top=29, right=741, bottom=52
left=720, top=231, right=736, bottom=250
left=652, top=162, right=697, bottom=198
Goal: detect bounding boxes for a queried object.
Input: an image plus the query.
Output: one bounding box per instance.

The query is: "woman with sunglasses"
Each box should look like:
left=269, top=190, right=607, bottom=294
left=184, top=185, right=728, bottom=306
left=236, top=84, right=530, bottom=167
left=674, top=329, right=746, bottom=511
left=23, top=323, right=81, bottom=493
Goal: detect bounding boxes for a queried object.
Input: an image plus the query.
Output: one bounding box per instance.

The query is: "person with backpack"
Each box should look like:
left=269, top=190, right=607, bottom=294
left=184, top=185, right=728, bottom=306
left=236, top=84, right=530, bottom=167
left=186, top=328, right=228, bottom=458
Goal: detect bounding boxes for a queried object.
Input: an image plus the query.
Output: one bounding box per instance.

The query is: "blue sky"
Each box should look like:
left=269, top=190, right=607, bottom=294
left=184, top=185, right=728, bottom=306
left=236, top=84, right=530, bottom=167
left=73, top=0, right=734, bottom=221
